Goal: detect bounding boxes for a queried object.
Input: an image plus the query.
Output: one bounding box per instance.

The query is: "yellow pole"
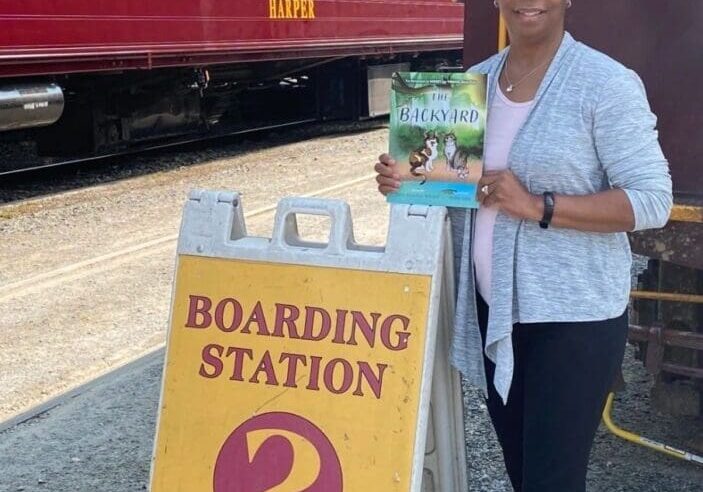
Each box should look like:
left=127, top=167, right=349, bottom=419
left=630, top=290, right=703, bottom=304
left=498, top=15, right=508, bottom=50
left=602, top=393, right=703, bottom=465
left=670, top=204, right=703, bottom=223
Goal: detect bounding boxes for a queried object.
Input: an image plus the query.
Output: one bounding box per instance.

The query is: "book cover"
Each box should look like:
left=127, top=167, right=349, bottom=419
left=387, top=72, right=488, bottom=208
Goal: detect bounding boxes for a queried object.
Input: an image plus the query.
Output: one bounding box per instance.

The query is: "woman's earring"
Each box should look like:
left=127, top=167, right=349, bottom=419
left=494, top=0, right=499, bottom=8
left=566, top=0, right=572, bottom=7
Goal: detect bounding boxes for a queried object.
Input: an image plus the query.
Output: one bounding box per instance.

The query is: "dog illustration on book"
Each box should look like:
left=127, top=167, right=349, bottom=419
left=443, top=132, right=471, bottom=180
left=409, top=131, right=439, bottom=184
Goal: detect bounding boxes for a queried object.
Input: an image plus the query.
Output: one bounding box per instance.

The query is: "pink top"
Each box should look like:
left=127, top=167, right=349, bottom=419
left=473, top=86, right=534, bottom=304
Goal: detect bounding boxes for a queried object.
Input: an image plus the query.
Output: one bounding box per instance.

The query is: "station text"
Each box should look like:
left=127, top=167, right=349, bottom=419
left=185, top=294, right=414, bottom=399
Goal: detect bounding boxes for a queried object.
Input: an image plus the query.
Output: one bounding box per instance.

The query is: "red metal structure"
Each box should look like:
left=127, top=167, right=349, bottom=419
left=0, top=0, right=464, bottom=168
left=0, top=0, right=463, bottom=77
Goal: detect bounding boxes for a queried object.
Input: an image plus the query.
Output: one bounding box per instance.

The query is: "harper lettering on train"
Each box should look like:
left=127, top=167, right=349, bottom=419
left=185, top=294, right=412, bottom=398
left=269, top=0, right=316, bottom=19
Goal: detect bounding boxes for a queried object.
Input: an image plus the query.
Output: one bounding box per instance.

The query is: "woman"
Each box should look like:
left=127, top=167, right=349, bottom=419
left=375, top=1, right=672, bottom=490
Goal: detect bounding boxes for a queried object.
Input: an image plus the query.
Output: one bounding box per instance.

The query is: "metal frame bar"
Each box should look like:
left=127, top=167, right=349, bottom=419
left=630, top=290, right=703, bottom=304
left=627, top=324, right=703, bottom=379
left=0, top=37, right=463, bottom=78
left=670, top=204, right=703, bottom=223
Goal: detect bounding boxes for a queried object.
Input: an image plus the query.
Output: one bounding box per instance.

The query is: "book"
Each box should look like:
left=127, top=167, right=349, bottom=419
left=387, top=71, right=488, bottom=208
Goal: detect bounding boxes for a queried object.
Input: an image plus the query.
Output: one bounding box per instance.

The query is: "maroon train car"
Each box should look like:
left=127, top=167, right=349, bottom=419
left=0, top=0, right=463, bottom=76
left=0, top=0, right=464, bottom=164
left=465, top=0, right=703, bottom=415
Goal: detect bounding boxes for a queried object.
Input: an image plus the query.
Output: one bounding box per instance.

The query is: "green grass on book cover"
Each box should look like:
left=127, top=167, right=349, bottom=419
left=387, top=71, right=488, bottom=209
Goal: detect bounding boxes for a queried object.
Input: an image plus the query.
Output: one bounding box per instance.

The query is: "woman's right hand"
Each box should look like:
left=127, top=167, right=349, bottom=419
left=375, top=154, right=401, bottom=196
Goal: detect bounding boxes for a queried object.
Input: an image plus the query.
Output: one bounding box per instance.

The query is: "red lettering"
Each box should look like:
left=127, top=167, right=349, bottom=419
left=248, top=350, right=279, bottom=386
left=272, top=303, right=301, bottom=338
left=240, top=301, right=270, bottom=335
left=279, top=352, right=307, bottom=388
left=331, top=309, right=348, bottom=344
left=186, top=295, right=212, bottom=328
left=214, top=298, right=243, bottom=332
left=199, top=344, right=224, bottom=378
left=380, top=314, right=411, bottom=351
left=323, top=358, right=353, bottom=394
left=353, top=362, right=387, bottom=398
left=306, top=355, right=322, bottom=391
left=199, top=344, right=387, bottom=399
left=347, top=311, right=381, bottom=347
left=225, top=346, right=253, bottom=381
left=302, top=306, right=331, bottom=341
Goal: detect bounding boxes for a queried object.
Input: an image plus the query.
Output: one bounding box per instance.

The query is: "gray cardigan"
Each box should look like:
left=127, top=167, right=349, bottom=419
left=449, top=32, right=673, bottom=403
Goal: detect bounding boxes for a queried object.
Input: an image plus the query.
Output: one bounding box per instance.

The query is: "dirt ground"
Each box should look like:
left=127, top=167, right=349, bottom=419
left=0, top=125, right=388, bottom=421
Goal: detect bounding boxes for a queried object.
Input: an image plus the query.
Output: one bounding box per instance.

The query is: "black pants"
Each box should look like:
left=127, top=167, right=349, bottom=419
left=476, top=293, right=628, bottom=492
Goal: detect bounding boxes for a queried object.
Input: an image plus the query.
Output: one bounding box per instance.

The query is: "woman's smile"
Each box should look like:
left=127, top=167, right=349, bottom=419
left=511, top=6, right=548, bottom=21
left=515, top=8, right=546, bottom=17
left=497, top=0, right=566, bottom=42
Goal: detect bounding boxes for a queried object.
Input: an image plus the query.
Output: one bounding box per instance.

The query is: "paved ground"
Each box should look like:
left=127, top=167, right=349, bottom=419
left=0, top=352, right=163, bottom=492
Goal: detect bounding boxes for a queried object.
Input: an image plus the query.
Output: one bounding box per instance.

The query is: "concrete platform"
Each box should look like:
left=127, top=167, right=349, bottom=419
left=0, top=351, right=163, bottom=492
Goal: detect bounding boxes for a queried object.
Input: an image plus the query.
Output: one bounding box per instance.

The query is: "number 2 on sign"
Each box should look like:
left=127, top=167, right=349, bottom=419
left=213, top=412, right=343, bottom=492
left=251, top=429, right=321, bottom=491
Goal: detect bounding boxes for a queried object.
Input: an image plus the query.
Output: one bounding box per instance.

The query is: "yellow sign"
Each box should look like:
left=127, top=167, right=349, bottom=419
left=269, top=0, right=316, bottom=19
left=151, top=254, right=432, bottom=491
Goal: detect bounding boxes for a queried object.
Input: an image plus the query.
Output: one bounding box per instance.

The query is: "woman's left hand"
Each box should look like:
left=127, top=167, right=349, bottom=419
left=478, top=170, right=542, bottom=221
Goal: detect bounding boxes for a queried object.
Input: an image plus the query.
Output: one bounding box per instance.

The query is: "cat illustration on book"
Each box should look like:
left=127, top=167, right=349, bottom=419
left=408, top=131, right=439, bottom=184
left=443, top=132, right=471, bottom=180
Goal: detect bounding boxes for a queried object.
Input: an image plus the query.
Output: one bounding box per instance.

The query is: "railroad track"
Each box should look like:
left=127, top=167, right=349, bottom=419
left=0, top=172, right=378, bottom=430
left=0, top=118, right=320, bottom=178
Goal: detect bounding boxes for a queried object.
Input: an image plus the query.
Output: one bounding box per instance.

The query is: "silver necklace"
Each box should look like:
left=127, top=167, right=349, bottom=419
left=503, top=55, right=549, bottom=93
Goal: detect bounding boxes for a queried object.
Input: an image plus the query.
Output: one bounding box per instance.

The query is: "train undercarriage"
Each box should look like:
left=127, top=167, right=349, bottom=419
left=631, top=223, right=703, bottom=420
left=0, top=51, right=461, bottom=174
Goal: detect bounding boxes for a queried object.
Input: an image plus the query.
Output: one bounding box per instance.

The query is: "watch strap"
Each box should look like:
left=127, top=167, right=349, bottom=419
left=539, top=192, right=555, bottom=229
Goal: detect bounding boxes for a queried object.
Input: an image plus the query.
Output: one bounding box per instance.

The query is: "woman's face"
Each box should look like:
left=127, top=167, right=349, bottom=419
left=496, top=0, right=567, bottom=42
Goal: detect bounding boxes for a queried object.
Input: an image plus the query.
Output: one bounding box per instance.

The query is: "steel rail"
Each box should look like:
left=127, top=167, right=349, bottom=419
left=0, top=118, right=318, bottom=177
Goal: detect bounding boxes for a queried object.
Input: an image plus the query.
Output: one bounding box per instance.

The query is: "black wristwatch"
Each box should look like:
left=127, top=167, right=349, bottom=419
left=539, top=192, right=555, bottom=229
